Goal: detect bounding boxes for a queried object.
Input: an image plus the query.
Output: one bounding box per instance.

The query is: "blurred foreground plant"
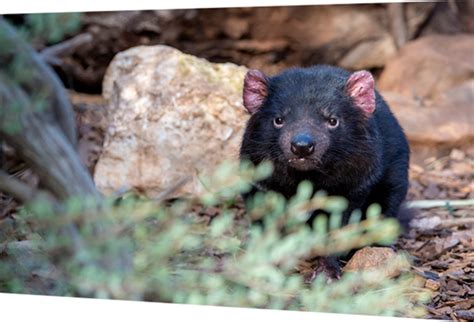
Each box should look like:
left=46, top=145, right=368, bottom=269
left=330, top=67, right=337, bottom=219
left=18, top=13, right=82, bottom=45
left=0, top=160, right=431, bottom=317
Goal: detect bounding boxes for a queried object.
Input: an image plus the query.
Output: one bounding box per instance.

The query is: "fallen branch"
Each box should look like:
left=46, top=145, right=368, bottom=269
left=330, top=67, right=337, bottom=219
left=387, top=3, right=407, bottom=49
left=0, top=169, right=41, bottom=204
left=40, top=32, right=93, bottom=66
left=407, top=199, right=474, bottom=209
left=436, top=217, right=474, bottom=229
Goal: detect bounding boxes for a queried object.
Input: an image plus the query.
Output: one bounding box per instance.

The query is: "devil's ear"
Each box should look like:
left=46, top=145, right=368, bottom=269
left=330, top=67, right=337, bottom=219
left=345, top=70, right=376, bottom=115
left=243, top=69, right=269, bottom=115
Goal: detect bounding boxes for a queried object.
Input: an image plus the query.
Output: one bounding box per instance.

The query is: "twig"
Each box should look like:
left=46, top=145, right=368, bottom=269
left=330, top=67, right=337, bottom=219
left=436, top=217, right=474, bottom=228
left=387, top=3, right=407, bottom=49
left=0, top=169, right=37, bottom=203
left=407, top=199, right=474, bottom=209
left=153, top=176, right=192, bottom=203
left=40, top=32, right=93, bottom=65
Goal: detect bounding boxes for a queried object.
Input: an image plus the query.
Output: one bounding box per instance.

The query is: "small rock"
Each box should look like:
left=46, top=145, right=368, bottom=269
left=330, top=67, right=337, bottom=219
left=413, top=275, right=427, bottom=288
left=410, top=216, right=442, bottom=230
left=343, top=247, right=409, bottom=278
left=450, top=149, right=465, bottom=161
left=378, top=35, right=474, bottom=100
left=425, top=279, right=441, bottom=291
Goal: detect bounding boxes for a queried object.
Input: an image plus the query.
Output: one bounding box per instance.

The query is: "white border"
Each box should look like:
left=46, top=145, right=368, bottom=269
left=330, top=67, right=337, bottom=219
left=1, top=0, right=418, bottom=14
left=0, top=293, right=432, bottom=322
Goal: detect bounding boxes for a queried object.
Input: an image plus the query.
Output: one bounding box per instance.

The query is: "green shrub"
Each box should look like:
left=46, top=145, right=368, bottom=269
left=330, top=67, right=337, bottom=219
left=0, top=160, right=431, bottom=317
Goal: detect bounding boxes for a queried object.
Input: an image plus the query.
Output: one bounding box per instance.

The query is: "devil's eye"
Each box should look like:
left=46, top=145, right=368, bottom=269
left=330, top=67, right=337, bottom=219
left=327, top=118, right=339, bottom=128
left=273, top=117, right=284, bottom=128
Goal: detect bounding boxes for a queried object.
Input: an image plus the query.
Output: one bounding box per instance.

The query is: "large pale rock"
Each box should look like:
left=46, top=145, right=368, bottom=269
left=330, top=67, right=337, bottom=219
left=377, top=34, right=474, bottom=148
left=378, top=35, right=474, bottom=100
left=94, top=45, right=248, bottom=198
left=381, top=81, right=474, bottom=147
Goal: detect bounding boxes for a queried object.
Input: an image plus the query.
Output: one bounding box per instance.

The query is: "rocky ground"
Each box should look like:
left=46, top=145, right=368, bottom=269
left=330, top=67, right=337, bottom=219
left=1, top=4, right=473, bottom=320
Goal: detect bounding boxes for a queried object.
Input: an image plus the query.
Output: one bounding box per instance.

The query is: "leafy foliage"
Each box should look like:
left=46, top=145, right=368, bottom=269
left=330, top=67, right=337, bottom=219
left=19, top=13, right=82, bottom=45
left=0, top=160, right=431, bottom=317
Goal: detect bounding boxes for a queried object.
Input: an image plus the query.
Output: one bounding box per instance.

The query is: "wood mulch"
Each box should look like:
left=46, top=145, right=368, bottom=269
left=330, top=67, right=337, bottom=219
left=399, top=147, right=474, bottom=321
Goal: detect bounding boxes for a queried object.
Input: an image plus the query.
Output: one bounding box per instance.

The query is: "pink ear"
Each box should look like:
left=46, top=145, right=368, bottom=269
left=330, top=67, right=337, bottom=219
left=345, top=70, right=375, bottom=115
left=243, top=69, right=268, bottom=115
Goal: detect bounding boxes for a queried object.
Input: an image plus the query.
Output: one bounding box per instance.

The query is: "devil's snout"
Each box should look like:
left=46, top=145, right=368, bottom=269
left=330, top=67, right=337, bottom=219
left=290, top=133, right=315, bottom=157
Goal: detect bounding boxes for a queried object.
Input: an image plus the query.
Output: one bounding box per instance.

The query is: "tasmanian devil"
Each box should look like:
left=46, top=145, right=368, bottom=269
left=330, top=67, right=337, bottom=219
left=239, top=65, right=411, bottom=279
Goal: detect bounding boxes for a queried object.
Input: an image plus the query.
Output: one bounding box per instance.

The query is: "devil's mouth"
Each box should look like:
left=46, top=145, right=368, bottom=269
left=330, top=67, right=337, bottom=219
left=288, top=157, right=309, bottom=163
left=287, top=157, right=319, bottom=170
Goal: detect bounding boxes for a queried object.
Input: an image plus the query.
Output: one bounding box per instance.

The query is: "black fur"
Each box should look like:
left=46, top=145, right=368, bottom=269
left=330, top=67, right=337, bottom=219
left=240, top=65, right=411, bottom=228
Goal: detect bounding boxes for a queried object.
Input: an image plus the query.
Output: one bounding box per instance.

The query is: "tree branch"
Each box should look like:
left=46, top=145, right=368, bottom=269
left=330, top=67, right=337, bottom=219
left=40, top=32, right=93, bottom=66
left=0, top=17, right=77, bottom=146
left=407, top=199, right=474, bottom=209
left=387, top=3, right=407, bottom=49
left=0, top=75, right=99, bottom=201
left=0, top=169, right=36, bottom=204
left=0, top=18, right=100, bottom=202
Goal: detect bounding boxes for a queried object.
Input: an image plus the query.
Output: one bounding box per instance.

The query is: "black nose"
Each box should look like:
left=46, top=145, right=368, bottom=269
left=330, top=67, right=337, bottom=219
left=291, top=134, right=315, bottom=157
